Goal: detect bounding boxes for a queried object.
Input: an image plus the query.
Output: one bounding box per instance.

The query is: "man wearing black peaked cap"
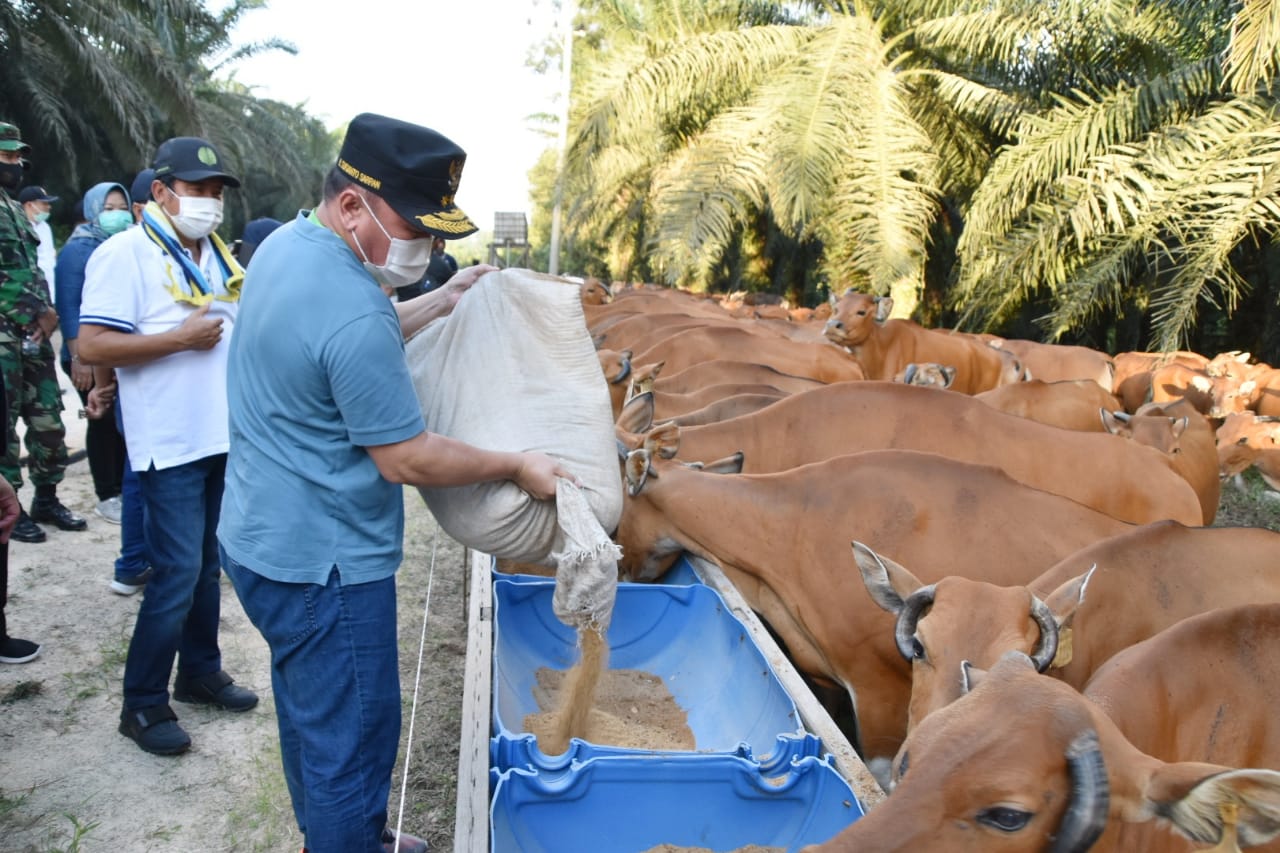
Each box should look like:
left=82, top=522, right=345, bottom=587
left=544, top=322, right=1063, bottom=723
left=217, top=113, right=576, bottom=853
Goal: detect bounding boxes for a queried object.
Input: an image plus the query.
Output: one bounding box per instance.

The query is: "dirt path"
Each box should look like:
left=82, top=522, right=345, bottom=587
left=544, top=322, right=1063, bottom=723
left=0, top=397, right=469, bottom=852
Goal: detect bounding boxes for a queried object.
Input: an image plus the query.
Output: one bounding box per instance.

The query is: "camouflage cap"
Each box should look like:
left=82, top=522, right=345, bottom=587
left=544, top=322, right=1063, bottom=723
left=0, top=121, right=30, bottom=153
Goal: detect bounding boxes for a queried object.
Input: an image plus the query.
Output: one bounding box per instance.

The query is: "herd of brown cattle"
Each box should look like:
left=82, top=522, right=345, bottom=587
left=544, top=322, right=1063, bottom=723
left=571, top=279, right=1280, bottom=852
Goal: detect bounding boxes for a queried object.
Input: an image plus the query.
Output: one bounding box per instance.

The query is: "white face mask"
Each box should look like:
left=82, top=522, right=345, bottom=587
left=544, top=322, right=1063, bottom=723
left=166, top=190, right=223, bottom=240
left=351, top=194, right=432, bottom=288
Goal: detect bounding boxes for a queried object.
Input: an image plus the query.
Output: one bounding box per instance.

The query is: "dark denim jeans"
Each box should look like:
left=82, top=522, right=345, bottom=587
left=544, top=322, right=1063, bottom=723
left=222, top=551, right=400, bottom=853
left=113, top=400, right=148, bottom=580
left=122, top=453, right=225, bottom=711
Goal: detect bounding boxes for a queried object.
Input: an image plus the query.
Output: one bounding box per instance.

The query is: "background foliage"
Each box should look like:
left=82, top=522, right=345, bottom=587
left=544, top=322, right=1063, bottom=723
left=0, top=0, right=335, bottom=242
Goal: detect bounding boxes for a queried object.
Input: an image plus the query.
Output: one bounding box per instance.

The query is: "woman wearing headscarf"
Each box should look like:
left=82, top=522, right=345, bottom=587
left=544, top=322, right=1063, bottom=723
left=54, top=182, right=132, bottom=536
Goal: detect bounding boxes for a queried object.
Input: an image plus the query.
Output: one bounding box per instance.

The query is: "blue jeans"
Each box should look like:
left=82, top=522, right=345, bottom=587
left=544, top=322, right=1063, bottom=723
left=113, top=400, right=148, bottom=580
left=122, top=454, right=225, bottom=710
left=222, top=552, right=400, bottom=853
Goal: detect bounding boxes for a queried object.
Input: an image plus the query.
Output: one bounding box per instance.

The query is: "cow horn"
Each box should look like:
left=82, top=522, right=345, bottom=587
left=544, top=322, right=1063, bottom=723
left=1049, top=730, right=1110, bottom=853
left=1029, top=595, right=1060, bottom=673
left=894, top=584, right=936, bottom=661
left=903, top=363, right=917, bottom=385
left=610, top=356, right=632, bottom=385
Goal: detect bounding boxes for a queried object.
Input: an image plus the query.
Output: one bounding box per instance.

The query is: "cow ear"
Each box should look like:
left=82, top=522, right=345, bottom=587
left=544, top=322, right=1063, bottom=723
left=1041, top=565, right=1096, bottom=630
left=700, top=451, right=744, bottom=474
left=960, top=660, right=987, bottom=694
left=1144, top=767, right=1280, bottom=849
left=874, top=296, right=894, bottom=323
left=645, top=423, right=681, bottom=458
left=617, top=391, right=655, bottom=433
left=1100, top=409, right=1129, bottom=434
left=941, top=366, right=956, bottom=388
left=624, top=448, right=654, bottom=496
left=852, top=541, right=926, bottom=615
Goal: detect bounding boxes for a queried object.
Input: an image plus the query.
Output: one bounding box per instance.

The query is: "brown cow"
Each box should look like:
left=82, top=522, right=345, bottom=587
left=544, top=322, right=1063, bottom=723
left=1116, top=362, right=1219, bottom=415
left=579, top=276, right=611, bottom=306
left=1111, top=350, right=1209, bottom=387
left=596, top=348, right=634, bottom=419
left=635, top=359, right=825, bottom=397
left=975, top=379, right=1123, bottom=432
left=804, top=631, right=1280, bottom=852
left=893, top=362, right=955, bottom=390
left=1217, top=412, right=1280, bottom=490
left=823, top=292, right=1023, bottom=393
left=633, top=325, right=866, bottom=384
left=619, top=382, right=1204, bottom=526
left=987, top=338, right=1115, bottom=390
left=854, top=521, right=1280, bottom=733
left=651, top=391, right=786, bottom=427
left=1103, top=404, right=1220, bottom=523
left=637, top=382, right=791, bottom=421
left=615, top=447, right=1133, bottom=759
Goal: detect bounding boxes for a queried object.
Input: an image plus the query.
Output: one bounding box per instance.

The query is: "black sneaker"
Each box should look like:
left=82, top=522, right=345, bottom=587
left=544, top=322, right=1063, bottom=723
left=119, top=705, right=191, bottom=755
left=0, top=636, right=41, bottom=664
left=29, top=498, right=87, bottom=532
left=173, top=670, right=259, bottom=712
left=10, top=510, right=46, bottom=543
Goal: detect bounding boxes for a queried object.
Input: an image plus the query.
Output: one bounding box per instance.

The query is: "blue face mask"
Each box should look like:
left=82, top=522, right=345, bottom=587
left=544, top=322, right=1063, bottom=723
left=98, top=209, right=133, bottom=235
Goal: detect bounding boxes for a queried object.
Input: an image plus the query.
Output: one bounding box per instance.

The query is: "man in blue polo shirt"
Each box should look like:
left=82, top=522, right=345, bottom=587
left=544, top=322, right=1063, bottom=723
left=218, top=113, right=571, bottom=853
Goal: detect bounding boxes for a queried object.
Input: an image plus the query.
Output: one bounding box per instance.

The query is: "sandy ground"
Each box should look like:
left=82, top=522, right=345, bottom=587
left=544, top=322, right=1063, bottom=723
left=0, top=364, right=470, bottom=852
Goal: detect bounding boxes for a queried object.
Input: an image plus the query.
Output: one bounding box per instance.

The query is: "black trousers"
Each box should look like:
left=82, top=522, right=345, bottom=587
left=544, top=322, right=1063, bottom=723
left=62, top=361, right=126, bottom=501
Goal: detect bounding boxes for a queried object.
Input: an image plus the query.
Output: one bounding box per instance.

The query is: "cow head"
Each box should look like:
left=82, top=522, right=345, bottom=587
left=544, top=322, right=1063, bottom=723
left=579, top=277, right=611, bottom=306
left=598, top=348, right=633, bottom=418
left=852, top=542, right=1075, bottom=731
left=895, top=362, right=956, bottom=390
left=625, top=361, right=663, bottom=400
left=1101, top=409, right=1188, bottom=454
left=824, top=292, right=892, bottom=348
left=1215, top=413, right=1280, bottom=478
left=614, top=449, right=744, bottom=581
left=801, top=655, right=1280, bottom=853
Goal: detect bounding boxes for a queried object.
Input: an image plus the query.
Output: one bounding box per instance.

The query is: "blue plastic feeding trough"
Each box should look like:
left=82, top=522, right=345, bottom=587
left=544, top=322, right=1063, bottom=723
left=491, top=579, right=805, bottom=771
left=489, top=753, right=864, bottom=853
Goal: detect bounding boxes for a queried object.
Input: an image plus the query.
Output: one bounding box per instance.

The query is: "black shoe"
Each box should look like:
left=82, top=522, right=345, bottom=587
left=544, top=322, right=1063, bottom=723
left=29, top=498, right=87, bottom=532
left=173, top=670, right=259, bottom=712
left=0, top=636, right=41, bottom=664
left=381, top=829, right=429, bottom=853
left=119, top=705, right=191, bottom=755
left=10, top=510, right=46, bottom=543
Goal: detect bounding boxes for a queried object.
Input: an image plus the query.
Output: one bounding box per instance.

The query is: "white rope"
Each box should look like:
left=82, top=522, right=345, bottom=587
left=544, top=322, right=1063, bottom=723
left=392, top=527, right=438, bottom=850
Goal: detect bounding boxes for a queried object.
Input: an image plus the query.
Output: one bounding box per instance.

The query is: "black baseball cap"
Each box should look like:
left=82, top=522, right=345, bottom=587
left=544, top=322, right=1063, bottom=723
left=17, top=186, right=57, bottom=203
left=336, top=113, right=477, bottom=239
left=130, top=168, right=156, bottom=204
left=152, top=137, right=240, bottom=188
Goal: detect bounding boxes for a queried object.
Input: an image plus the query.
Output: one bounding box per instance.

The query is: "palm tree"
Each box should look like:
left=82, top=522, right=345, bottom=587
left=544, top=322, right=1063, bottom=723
left=948, top=0, right=1280, bottom=352
left=559, top=0, right=1035, bottom=315
left=0, top=0, right=334, bottom=234
left=0, top=0, right=210, bottom=184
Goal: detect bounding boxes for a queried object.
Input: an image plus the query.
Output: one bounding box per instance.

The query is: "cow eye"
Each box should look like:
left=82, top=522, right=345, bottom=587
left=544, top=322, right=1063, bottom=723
left=910, top=637, right=925, bottom=660
left=977, top=807, right=1032, bottom=832
left=895, top=751, right=909, bottom=780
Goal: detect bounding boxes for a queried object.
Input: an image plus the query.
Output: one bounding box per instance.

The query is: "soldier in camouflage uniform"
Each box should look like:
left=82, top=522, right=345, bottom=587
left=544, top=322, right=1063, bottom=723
left=0, top=121, right=85, bottom=543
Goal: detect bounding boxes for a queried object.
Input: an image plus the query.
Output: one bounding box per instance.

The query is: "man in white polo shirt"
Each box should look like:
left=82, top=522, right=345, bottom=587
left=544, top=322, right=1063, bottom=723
left=78, top=136, right=258, bottom=756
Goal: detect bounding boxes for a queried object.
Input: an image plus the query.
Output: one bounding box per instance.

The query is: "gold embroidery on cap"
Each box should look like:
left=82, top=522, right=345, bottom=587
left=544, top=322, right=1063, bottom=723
left=337, top=158, right=382, bottom=191
left=415, top=210, right=476, bottom=233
